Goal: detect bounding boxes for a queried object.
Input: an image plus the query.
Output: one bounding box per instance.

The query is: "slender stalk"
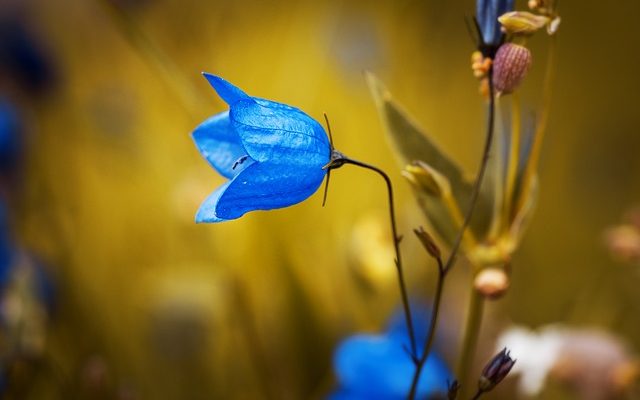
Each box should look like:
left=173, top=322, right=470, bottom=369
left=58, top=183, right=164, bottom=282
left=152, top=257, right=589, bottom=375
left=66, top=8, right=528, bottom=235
left=407, top=257, right=446, bottom=399
left=456, top=288, right=486, bottom=399
left=407, top=72, right=496, bottom=399
left=515, top=35, right=557, bottom=213
left=337, top=158, right=418, bottom=359
left=442, top=72, right=496, bottom=273
left=503, top=92, right=521, bottom=226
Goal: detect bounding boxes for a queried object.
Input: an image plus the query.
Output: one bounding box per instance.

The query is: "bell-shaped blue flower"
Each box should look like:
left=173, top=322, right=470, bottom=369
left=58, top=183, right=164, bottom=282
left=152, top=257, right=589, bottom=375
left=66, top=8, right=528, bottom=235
left=476, top=0, right=514, bottom=50
left=192, top=74, right=331, bottom=223
left=330, top=307, right=453, bottom=399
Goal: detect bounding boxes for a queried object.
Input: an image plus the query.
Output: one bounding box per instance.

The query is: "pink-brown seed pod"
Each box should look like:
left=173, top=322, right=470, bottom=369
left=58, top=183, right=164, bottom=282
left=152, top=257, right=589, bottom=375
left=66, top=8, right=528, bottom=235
left=492, top=43, right=532, bottom=95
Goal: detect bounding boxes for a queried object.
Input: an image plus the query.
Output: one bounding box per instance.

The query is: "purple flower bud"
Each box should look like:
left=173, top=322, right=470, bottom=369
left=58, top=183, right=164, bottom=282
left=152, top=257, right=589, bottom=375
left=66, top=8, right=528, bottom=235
left=479, top=348, right=516, bottom=392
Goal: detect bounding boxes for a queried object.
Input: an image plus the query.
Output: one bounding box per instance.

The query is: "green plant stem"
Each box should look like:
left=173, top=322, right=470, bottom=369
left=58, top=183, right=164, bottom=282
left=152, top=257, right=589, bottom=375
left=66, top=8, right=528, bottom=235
left=503, top=92, right=521, bottom=227
left=515, top=35, right=557, bottom=213
left=456, top=288, right=486, bottom=399
left=336, top=157, right=418, bottom=360
left=407, top=72, right=496, bottom=399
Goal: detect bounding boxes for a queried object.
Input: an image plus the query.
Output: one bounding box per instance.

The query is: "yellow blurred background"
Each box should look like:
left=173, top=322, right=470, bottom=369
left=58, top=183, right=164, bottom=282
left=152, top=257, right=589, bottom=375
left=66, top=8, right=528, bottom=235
left=2, top=0, right=640, bottom=398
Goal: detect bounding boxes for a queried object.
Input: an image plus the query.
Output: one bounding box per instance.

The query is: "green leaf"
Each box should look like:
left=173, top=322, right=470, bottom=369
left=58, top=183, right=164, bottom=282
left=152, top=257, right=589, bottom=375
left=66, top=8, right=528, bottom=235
left=365, top=72, right=493, bottom=243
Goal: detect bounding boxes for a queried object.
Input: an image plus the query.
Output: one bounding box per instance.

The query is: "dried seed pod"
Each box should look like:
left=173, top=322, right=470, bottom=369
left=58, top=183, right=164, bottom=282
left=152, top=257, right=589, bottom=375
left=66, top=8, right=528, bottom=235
left=492, top=43, right=532, bottom=95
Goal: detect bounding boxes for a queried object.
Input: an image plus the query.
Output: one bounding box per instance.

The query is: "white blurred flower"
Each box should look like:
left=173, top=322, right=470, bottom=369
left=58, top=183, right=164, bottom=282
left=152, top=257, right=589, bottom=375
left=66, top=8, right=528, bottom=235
left=496, top=325, right=564, bottom=396
left=497, top=325, right=638, bottom=399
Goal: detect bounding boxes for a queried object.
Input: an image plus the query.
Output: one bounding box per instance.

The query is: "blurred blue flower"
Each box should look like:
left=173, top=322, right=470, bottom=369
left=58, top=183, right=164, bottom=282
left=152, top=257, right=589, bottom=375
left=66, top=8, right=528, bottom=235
left=0, top=99, right=22, bottom=174
left=0, top=19, right=57, bottom=96
left=192, top=74, right=330, bottom=222
left=476, top=0, right=514, bottom=51
left=331, top=308, right=452, bottom=399
left=0, top=201, right=13, bottom=286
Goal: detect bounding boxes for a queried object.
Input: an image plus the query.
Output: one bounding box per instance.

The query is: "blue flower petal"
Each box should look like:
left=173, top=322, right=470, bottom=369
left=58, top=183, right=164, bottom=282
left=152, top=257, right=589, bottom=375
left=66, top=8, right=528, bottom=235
left=192, top=111, right=251, bottom=179
left=214, top=161, right=326, bottom=220
left=230, top=98, right=330, bottom=167
left=334, top=334, right=451, bottom=398
left=476, top=0, right=514, bottom=46
left=195, top=182, right=232, bottom=223
left=202, top=73, right=252, bottom=106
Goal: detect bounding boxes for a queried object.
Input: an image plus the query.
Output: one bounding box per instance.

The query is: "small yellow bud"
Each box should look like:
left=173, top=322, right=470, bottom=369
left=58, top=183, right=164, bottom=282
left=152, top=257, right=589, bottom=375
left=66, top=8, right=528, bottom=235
left=499, top=11, right=550, bottom=35
left=471, top=51, right=492, bottom=80
left=492, top=43, right=532, bottom=95
left=474, top=268, right=510, bottom=299
left=471, top=51, right=484, bottom=64
left=402, top=161, right=451, bottom=198
left=527, top=0, right=539, bottom=9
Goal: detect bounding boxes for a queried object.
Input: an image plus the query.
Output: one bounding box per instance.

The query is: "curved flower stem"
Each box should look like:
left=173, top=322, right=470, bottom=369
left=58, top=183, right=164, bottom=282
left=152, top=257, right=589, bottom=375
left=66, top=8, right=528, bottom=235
left=333, top=157, right=418, bottom=360
left=407, top=72, right=496, bottom=399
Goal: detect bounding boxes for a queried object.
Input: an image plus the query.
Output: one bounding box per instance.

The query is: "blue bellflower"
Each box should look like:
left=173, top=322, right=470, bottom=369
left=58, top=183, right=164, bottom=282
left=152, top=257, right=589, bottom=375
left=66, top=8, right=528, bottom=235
left=476, top=0, right=514, bottom=51
left=192, top=74, right=331, bottom=223
left=331, top=307, right=452, bottom=399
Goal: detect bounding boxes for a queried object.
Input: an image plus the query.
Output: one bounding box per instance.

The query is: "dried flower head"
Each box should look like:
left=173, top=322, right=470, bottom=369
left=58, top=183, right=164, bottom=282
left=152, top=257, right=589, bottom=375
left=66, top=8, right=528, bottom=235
left=492, top=43, right=532, bottom=95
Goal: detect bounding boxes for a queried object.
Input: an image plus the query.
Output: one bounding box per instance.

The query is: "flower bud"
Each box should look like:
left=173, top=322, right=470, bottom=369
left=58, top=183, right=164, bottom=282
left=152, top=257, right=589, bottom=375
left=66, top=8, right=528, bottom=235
left=492, top=43, right=532, bottom=95
left=447, top=380, right=460, bottom=400
left=474, top=268, right=510, bottom=299
left=402, top=161, right=451, bottom=198
left=479, top=348, right=516, bottom=392
left=499, top=11, right=549, bottom=35
left=414, top=226, right=441, bottom=260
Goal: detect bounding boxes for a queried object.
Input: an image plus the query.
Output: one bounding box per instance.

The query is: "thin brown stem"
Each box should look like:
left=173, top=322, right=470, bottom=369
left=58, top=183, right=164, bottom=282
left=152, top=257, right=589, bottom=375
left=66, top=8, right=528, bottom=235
left=407, top=255, right=446, bottom=399
left=335, top=157, right=418, bottom=360
left=443, top=72, right=496, bottom=273
left=407, top=71, right=496, bottom=400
